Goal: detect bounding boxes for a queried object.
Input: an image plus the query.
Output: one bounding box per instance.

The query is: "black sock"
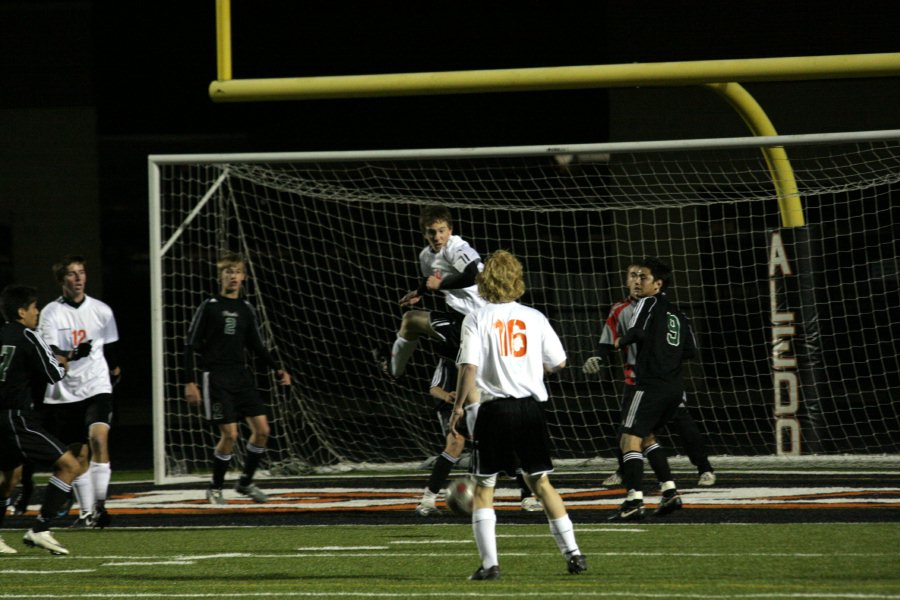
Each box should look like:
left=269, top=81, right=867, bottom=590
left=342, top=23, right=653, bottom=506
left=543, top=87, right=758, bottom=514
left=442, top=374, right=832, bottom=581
left=615, top=447, right=624, bottom=473
left=644, top=443, right=673, bottom=483
left=0, top=495, right=6, bottom=527
left=211, top=452, right=231, bottom=489
left=427, top=453, right=458, bottom=494
left=621, top=451, right=644, bottom=496
left=35, top=476, right=72, bottom=532
left=239, top=443, right=266, bottom=487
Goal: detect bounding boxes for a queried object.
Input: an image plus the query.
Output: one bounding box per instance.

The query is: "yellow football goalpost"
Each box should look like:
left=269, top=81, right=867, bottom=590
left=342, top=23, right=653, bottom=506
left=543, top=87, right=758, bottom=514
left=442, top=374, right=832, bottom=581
left=209, top=0, right=900, bottom=229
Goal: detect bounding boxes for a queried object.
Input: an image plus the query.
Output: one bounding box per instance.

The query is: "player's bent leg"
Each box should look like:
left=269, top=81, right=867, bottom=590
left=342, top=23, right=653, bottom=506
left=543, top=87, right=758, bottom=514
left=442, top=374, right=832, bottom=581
left=525, top=473, right=586, bottom=574
left=469, top=476, right=499, bottom=580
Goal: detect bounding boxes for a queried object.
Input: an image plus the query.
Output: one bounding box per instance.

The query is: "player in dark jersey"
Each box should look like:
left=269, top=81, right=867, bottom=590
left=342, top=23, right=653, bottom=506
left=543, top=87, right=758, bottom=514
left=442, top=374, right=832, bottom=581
left=584, top=263, right=714, bottom=487
left=607, top=258, right=697, bottom=521
left=0, top=285, right=81, bottom=555
left=184, top=253, right=291, bottom=504
left=415, top=358, right=540, bottom=515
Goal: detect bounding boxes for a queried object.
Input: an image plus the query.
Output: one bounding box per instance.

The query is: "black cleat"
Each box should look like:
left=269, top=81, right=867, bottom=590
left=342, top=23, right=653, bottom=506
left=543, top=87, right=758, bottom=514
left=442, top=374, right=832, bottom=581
left=71, top=512, right=95, bottom=528
left=371, top=349, right=395, bottom=379
left=567, top=553, right=588, bottom=574
left=469, top=565, right=501, bottom=581
left=654, top=491, right=683, bottom=516
left=92, top=501, right=112, bottom=528
left=608, top=499, right=645, bottom=522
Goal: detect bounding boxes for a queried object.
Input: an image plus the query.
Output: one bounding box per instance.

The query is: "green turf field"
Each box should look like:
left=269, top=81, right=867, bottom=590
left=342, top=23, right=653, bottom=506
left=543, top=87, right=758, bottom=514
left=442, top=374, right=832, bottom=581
left=4, top=522, right=899, bottom=598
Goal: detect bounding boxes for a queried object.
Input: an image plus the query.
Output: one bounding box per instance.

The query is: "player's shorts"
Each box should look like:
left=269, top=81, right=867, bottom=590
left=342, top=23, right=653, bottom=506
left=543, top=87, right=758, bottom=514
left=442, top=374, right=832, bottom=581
left=202, top=370, right=268, bottom=424
left=436, top=402, right=470, bottom=439
left=427, top=310, right=465, bottom=361
left=0, top=409, right=68, bottom=470
left=471, top=397, right=553, bottom=478
left=620, top=387, right=682, bottom=438
left=43, top=393, right=114, bottom=445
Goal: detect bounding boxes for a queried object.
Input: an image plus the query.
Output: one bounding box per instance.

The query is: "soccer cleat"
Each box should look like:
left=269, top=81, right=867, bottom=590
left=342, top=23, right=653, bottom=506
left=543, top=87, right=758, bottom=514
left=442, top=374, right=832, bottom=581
left=71, top=512, right=95, bottom=528
left=92, top=502, right=111, bottom=529
left=234, top=482, right=268, bottom=503
left=698, top=471, right=716, bottom=486
left=206, top=488, right=226, bottom=505
left=0, top=536, right=18, bottom=554
left=567, top=553, right=588, bottom=574
left=468, top=565, right=501, bottom=581
left=520, top=496, right=542, bottom=512
left=415, top=501, right=441, bottom=516
left=23, top=529, right=69, bottom=556
left=654, top=491, right=683, bottom=516
left=608, top=499, right=645, bottom=522
left=371, top=349, right=395, bottom=380
left=602, top=471, right=623, bottom=487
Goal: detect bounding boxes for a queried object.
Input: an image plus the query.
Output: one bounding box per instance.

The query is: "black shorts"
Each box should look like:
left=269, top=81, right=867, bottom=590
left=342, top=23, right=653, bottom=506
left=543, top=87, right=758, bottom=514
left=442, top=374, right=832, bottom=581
left=620, top=387, right=682, bottom=438
left=43, top=393, right=114, bottom=445
left=0, top=410, right=68, bottom=470
left=472, top=397, right=553, bottom=478
left=427, top=310, right=464, bottom=361
left=202, top=370, right=268, bottom=424
left=436, top=402, right=469, bottom=439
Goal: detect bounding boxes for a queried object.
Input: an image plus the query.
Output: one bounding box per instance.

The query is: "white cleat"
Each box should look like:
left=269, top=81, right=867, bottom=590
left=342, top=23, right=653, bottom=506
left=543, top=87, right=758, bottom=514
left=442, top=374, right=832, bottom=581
left=23, top=529, right=69, bottom=556
left=415, top=502, right=441, bottom=516
left=602, top=471, right=623, bottom=487
left=520, top=497, right=543, bottom=512
left=698, top=471, right=716, bottom=486
left=206, top=488, right=226, bottom=505
left=0, top=536, right=18, bottom=554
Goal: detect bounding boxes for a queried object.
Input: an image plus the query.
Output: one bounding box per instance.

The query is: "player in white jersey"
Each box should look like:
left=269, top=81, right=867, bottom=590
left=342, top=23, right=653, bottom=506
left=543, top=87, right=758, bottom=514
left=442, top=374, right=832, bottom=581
left=37, top=256, right=121, bottom=528
left=374, top=205, right=485, bottom=378
left=450, top=250, right=586, bottom=581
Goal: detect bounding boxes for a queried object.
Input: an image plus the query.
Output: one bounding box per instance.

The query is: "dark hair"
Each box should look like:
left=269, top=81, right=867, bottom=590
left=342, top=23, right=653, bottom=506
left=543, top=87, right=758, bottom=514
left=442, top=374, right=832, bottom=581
left=0, top=285, right=38, bottom=322
left=52, top=255, right=87, bottom=284
left=216, top=252, right=246, bottom=272
left=418, top=205, right=453, bottom=232
left=640, top=256, right=673, bottom=290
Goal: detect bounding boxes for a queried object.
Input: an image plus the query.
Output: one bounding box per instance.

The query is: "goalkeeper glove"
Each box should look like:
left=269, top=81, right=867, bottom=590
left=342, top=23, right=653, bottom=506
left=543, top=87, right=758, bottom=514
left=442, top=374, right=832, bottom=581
left=582, top=356, right=606, bottom=375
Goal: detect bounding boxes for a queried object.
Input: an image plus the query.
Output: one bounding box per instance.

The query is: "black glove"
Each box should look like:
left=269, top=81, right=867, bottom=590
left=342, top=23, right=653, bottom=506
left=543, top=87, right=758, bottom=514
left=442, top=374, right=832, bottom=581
left=70, top=340, right=93, bottom=361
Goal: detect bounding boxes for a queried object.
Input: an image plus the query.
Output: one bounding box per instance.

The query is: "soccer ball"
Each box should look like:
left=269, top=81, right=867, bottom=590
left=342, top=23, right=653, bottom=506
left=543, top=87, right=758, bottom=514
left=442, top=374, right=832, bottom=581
left=445, top=475, right=476, bottom=517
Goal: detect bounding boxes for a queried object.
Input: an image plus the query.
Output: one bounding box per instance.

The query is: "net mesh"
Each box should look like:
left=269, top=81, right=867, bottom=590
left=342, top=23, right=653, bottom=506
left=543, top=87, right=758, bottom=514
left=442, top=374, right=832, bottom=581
left=153, top=138, right=900, bottom=479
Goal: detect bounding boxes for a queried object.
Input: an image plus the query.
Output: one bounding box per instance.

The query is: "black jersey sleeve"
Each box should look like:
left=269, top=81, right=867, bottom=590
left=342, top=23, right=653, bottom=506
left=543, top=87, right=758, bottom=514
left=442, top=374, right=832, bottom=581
left=436, top=259, right=481, bottom=291
left=245, top=302, right=280, bottom=371
left=617, top=295, right=657, bottom=348
left=182, top=300, right=210, bottom=383
left=24, top=328, right=65, bottom=384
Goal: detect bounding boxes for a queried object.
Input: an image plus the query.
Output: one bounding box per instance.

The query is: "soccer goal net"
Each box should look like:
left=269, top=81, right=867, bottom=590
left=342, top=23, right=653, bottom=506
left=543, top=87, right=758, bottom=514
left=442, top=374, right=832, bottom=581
left=149, top=130, right=900, bottom=483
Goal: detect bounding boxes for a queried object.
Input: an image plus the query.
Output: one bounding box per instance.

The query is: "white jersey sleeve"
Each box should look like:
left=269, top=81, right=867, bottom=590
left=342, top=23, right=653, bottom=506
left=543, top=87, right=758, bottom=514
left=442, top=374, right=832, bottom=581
left=39, top=296, right=119, bottom=404
left=418, top=235, right=485, bottom=316
left=457, top=301, right=565, bottom=402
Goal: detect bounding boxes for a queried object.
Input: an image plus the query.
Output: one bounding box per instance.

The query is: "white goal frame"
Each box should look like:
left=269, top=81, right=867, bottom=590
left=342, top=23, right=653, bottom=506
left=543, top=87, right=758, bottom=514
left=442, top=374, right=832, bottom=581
left=149, top=129, right=900, bottom=484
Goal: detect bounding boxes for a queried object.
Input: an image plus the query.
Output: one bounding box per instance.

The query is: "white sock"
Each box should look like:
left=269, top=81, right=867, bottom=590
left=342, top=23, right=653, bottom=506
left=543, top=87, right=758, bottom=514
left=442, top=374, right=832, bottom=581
left=472, top=507, right=498, bottom=569
left=72, top=472, right=95, bottom=516
left=90, top=461, right=112, bottom=503
left=390, top=336, right=418, bottom=377
left=549, top=514, right=580, bottom=558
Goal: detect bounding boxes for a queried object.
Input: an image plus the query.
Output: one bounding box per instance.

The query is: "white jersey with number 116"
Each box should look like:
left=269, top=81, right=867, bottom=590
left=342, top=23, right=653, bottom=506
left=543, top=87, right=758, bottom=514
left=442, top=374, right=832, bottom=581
left=457, top=301, right=565, bottom=403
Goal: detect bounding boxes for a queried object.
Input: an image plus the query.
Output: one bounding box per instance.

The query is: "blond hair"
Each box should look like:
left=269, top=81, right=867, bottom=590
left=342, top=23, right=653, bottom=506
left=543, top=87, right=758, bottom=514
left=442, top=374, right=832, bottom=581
left=216, top=252, right=245, bottom=272
left=477, top=250, right=525, bottom=304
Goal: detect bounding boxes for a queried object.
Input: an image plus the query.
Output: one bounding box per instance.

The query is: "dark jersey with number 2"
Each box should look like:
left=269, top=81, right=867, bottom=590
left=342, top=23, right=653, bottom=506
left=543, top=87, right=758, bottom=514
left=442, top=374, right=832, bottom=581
left=617, top=292, right=696, bottom=396
left=183, top=296, right=278, bottom=380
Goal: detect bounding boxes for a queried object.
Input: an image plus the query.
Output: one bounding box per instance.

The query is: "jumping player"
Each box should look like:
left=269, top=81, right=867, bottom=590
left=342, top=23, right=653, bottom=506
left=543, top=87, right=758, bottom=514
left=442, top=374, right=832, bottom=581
left=374, top=205, right=484, bottom=378
left=450, top=250, right=587, bottom=580
left=184, top=252, right=291, bottom=504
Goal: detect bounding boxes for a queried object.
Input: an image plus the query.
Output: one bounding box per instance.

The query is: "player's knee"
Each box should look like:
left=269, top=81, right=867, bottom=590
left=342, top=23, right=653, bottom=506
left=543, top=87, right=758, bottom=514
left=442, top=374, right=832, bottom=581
left=445, top=437, right=465, bottom=457
left=524, top=473, right=550, bottom=498
left=55, top=452, right=81, bottom=481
